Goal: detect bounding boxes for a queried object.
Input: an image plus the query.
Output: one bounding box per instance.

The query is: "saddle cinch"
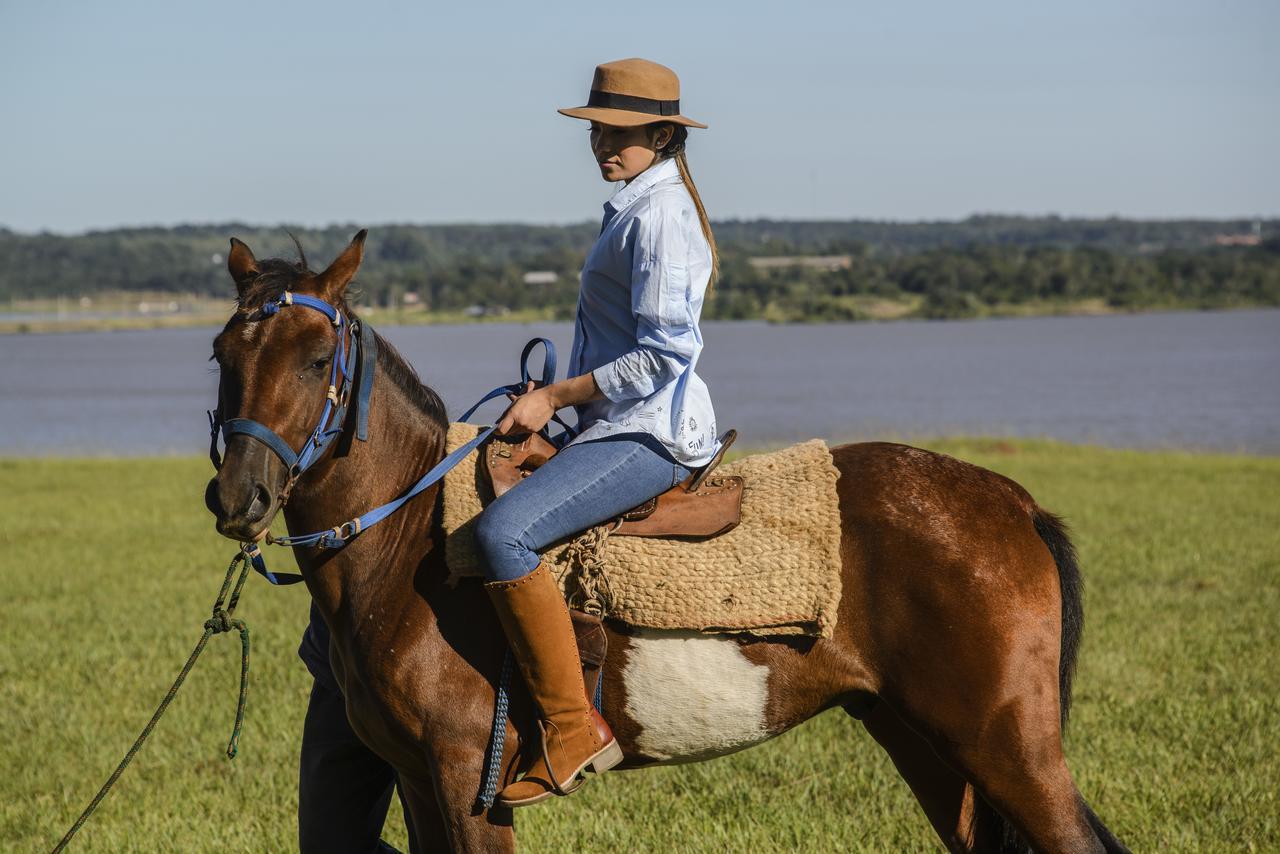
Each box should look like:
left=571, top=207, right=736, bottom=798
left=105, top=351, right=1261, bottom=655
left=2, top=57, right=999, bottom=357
left=482, top=428, right=744, bottom=539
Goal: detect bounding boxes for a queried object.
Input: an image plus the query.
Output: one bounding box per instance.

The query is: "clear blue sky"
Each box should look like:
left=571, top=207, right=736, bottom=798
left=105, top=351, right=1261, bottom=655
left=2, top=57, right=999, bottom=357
left=1, top=0, right=1275, bottom=233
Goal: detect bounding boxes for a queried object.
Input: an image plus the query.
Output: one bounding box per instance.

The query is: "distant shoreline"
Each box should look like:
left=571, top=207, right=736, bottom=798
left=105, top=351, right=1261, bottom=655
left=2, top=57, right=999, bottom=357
left=3, top=298, right=1273, bottom=335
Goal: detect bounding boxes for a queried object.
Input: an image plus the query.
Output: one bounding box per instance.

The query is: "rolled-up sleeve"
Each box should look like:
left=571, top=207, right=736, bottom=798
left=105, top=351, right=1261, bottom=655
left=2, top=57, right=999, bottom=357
left=592, top=205, right=699, bottom=403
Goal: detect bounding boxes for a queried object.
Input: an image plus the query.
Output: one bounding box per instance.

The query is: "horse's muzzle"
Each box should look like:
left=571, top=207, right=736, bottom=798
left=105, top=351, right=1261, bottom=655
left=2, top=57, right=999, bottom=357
left=206, top=468, right=279, bottom=541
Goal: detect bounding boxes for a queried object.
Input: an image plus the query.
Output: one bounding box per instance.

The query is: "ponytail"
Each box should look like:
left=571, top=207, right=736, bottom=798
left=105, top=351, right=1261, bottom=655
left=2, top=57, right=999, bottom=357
left=659, top=125, right=719, bottom=287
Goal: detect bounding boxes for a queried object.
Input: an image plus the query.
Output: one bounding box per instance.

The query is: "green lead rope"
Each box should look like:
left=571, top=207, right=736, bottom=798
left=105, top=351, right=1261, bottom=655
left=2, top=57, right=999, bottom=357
left=52, top=551, right=255, bottom=853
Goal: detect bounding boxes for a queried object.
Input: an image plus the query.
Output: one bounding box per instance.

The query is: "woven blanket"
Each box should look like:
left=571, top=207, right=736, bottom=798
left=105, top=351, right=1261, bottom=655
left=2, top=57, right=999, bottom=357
left=442, top=424, right=844, bottom=638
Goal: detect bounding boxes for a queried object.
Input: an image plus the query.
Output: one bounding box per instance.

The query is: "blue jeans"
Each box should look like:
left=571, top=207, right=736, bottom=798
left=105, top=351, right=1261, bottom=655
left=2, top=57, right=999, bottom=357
left=475, top=432, right=693, bottom=582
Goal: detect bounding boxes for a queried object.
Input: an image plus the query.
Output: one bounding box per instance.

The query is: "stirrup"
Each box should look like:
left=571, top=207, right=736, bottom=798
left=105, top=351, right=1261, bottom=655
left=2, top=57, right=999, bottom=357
left=537, top=719, right=621, bottom=797
left=539, top=720, right=586, bottom=797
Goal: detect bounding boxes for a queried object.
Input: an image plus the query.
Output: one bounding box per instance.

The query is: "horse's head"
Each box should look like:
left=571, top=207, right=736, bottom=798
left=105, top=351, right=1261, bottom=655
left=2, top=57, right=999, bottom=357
left=205, top=230, right=367, bottom=541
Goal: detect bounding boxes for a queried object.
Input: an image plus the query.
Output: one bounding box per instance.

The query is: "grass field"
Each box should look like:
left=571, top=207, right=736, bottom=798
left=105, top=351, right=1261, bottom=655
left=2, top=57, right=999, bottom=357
left=2, top=440, right=1277, bottom=852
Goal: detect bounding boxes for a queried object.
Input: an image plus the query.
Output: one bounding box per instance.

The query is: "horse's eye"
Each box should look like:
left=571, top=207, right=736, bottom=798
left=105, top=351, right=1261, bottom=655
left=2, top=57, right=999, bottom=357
left=311, top=358, right=328, bottom=370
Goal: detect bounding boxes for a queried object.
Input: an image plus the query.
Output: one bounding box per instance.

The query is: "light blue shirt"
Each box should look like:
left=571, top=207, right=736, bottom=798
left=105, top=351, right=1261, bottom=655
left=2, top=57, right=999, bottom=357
left=565, top=156, right=721, bottom=468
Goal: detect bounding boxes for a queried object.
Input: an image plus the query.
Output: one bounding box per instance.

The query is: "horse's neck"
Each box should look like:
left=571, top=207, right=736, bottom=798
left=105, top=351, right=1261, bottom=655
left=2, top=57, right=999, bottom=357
left=282, top=366, right=448, bottom=625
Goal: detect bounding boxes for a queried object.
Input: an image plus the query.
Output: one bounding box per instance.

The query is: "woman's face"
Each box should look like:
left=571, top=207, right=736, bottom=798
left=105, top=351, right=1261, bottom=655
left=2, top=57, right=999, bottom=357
left=589, top=121, right=674, bottom=183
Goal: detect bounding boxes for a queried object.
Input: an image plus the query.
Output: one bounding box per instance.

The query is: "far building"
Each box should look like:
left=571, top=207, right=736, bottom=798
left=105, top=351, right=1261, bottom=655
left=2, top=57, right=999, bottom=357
left=1212, top=220, right=1263, bottom=247
left=748, top=255, right=853, bottom=272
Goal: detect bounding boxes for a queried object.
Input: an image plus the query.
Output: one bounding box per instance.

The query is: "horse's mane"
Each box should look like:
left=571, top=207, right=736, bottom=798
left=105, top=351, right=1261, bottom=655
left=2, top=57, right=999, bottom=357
left=370, top=331, right=450, bottom=429
left=233, top=250, right=449, bottom=429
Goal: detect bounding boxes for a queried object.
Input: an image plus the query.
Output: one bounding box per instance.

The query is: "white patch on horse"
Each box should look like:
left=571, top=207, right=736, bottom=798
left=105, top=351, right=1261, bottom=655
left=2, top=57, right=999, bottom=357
left=622, top=629, right=771, bottom=763
left=239, top=321, right=259, bottom=342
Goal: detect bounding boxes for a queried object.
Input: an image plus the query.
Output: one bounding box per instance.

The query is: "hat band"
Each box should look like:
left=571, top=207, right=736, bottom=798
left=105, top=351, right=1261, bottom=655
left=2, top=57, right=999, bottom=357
left=587, top=89, right=680, bottom=117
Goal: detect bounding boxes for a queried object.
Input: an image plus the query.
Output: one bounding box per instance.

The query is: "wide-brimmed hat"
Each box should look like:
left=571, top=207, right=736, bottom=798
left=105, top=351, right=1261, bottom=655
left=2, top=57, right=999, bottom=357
left=558, top=58, right=707, bottom=129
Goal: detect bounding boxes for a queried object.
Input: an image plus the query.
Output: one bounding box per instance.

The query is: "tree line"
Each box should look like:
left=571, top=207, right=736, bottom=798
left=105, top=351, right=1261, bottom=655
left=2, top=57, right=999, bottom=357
left=1, top=216, right=1276, bottom=320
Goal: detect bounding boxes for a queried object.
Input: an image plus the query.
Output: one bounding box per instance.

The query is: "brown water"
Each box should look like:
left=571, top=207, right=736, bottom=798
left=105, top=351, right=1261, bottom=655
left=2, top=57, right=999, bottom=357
left=1, top=309, right=1277, bottom=456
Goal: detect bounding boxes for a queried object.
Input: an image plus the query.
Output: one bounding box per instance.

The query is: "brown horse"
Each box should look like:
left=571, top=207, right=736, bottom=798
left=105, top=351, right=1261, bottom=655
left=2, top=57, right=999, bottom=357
left=206, top=232, right=1128, bottom=853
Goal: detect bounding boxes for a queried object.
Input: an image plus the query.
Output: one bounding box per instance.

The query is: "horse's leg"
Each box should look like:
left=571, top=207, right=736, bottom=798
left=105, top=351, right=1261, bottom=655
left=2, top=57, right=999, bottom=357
left=885, top=615, right=1103, bottom=852
left=395, top=773, right=453, bottom=853
left=857, top=703, right=977, bottom=852
left=400, top=750, right=515, bottom=853
left=860, top=702, right=1046, bottom=853
left=939, top=712, right=1102, bottom=854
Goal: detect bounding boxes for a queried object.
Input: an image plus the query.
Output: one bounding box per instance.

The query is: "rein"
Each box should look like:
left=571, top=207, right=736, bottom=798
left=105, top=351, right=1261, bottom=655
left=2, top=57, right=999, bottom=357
left=208, top=293, right=567, bottom=582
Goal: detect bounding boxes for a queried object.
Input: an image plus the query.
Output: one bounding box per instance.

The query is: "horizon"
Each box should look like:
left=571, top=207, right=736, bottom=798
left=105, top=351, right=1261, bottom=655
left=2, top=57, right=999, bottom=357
left=3, top=211, right=1275, bottom=240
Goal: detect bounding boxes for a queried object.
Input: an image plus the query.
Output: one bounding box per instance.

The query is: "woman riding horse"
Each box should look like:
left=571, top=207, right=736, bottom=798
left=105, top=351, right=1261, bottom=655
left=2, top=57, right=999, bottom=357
left=291, top=57, right=722, bottom=840
left=475, top=57, right=721, bottom=807
left=208, top=62, right=1129, bottom=854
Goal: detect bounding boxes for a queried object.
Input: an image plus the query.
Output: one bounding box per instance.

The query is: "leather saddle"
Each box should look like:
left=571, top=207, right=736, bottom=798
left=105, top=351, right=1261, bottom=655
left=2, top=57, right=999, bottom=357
left=482, top=428, right=743, bottom=539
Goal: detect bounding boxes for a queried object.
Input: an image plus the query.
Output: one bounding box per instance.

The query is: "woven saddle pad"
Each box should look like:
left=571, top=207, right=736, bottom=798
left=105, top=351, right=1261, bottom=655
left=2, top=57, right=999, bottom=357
left=442, top=423, right=844, bottom=638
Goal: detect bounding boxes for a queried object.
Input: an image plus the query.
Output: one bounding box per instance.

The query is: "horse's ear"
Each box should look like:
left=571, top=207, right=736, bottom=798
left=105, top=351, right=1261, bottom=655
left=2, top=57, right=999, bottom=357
left=317, top=229, right=368, bottom=301
left=227, top=238, right=260, bottom=296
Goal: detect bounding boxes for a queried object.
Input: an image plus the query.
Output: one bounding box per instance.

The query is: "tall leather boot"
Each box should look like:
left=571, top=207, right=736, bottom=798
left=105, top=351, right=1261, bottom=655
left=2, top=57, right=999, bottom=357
left=485, top=562, right=623, bottom=807
left=502, top=608, right=609, bottom=802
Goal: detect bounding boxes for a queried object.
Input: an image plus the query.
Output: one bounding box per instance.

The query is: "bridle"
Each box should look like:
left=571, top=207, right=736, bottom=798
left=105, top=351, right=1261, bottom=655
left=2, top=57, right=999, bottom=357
left=207, top=291, right=562, bottom=583
left=207, top=291, right=377, bottom=500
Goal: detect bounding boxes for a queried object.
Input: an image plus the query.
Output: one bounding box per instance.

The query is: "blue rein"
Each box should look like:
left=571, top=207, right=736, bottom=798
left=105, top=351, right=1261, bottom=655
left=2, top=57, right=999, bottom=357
left=208, top=291, right=564, bottom=585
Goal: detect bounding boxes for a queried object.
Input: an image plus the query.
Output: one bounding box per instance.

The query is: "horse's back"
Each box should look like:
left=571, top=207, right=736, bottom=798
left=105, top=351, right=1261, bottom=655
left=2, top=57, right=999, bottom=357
left=829, top=440, right=1038, bottom=523
left=828, top=440, right=1065, bottom=701
left=828, top=439, right=1055, bottom=595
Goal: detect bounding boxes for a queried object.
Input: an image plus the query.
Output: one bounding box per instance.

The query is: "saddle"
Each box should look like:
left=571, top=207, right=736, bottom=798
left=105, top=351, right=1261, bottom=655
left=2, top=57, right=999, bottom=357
left=482, top=429, right=743, bottom=539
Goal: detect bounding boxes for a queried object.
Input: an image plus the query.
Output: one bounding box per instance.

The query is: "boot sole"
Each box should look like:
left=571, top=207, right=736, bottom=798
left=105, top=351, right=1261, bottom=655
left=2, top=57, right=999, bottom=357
left=495, top=739, right=625, bottom=809
left=496, top=788, right=556, bottom=808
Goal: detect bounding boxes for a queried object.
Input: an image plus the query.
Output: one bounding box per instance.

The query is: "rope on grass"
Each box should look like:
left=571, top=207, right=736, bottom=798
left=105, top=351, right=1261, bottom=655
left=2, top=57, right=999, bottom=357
left=52, top=550, right=255, bottom=853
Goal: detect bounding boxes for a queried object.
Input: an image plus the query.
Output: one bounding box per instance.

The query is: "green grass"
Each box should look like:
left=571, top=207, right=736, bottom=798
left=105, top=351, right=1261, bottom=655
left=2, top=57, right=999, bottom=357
left=2, top=441, right=1277, bottom=852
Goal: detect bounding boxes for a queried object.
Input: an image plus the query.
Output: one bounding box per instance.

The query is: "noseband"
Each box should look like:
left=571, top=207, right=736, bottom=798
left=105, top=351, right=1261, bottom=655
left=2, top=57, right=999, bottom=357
left=207, top=291, right=378, bottom=499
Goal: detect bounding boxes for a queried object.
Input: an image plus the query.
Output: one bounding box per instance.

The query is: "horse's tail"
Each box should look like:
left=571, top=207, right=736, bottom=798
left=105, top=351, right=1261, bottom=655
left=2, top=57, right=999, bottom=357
left=1032, top=507, right=1084, bottom=727
left=1031, top=509, right=1132, bottom=851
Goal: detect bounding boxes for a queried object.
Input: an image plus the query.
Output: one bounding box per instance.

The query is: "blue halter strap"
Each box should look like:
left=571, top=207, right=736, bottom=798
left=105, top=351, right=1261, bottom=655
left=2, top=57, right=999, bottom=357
left=208, top=292, right=374, bottom=482
left=208, top=294, right=563, bottom=585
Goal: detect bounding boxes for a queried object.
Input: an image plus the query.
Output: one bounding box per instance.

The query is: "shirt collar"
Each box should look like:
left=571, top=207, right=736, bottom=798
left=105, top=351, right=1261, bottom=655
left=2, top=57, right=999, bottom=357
left=603, top=156, right=681, bottom=217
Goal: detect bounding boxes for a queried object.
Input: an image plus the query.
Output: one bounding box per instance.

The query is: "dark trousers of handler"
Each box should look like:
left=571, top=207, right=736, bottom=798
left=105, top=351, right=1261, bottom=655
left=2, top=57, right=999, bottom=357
left=298, top=603, right=418, bottom=854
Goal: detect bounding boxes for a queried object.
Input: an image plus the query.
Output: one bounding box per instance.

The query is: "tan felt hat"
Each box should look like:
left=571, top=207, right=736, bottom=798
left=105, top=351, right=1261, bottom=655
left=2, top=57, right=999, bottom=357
left=558, top=58, right=707, bottom=129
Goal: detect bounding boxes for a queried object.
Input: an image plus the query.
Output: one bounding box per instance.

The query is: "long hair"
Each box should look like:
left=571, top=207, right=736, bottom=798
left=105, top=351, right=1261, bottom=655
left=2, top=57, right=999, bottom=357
left=657, top=124, right=719, bottom=286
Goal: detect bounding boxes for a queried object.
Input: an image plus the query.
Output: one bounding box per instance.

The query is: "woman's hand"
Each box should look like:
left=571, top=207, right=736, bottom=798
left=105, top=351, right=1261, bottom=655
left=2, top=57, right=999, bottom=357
left=496, top=381, right=557, bottom=436
left=495, top=373, right=605, bottom=436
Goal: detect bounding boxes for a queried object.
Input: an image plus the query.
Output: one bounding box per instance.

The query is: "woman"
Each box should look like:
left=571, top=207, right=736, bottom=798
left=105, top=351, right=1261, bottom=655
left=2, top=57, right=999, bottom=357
left=475, top=57, right=721, bottom=807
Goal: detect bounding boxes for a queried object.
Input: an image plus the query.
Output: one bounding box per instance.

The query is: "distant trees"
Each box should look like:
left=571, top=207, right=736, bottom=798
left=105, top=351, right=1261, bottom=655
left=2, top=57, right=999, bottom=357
left=704, top=242, right=1280, bottom=320
left=1, top=217, right=1277, bottom=321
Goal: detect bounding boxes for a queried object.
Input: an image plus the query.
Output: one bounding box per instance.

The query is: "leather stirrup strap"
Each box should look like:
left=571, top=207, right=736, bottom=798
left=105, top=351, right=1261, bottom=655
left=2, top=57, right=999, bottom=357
left=538, top=720, right=585, bottom=797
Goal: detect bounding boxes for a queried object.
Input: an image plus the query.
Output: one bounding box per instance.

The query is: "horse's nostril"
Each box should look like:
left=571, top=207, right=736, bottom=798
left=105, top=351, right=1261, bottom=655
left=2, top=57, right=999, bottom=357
left=245, top=482, right=272, bottom=523
left=205, top=478, right=223, bottom=517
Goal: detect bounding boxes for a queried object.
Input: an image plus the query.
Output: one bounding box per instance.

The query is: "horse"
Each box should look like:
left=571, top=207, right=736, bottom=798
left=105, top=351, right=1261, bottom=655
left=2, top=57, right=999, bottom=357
left=205, top=231, right=1128, bottom=853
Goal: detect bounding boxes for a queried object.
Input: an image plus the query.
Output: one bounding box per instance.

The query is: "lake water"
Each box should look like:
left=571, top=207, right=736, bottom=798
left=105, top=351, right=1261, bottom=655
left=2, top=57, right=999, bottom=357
left=1, top=309, right=1277, bottom=456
